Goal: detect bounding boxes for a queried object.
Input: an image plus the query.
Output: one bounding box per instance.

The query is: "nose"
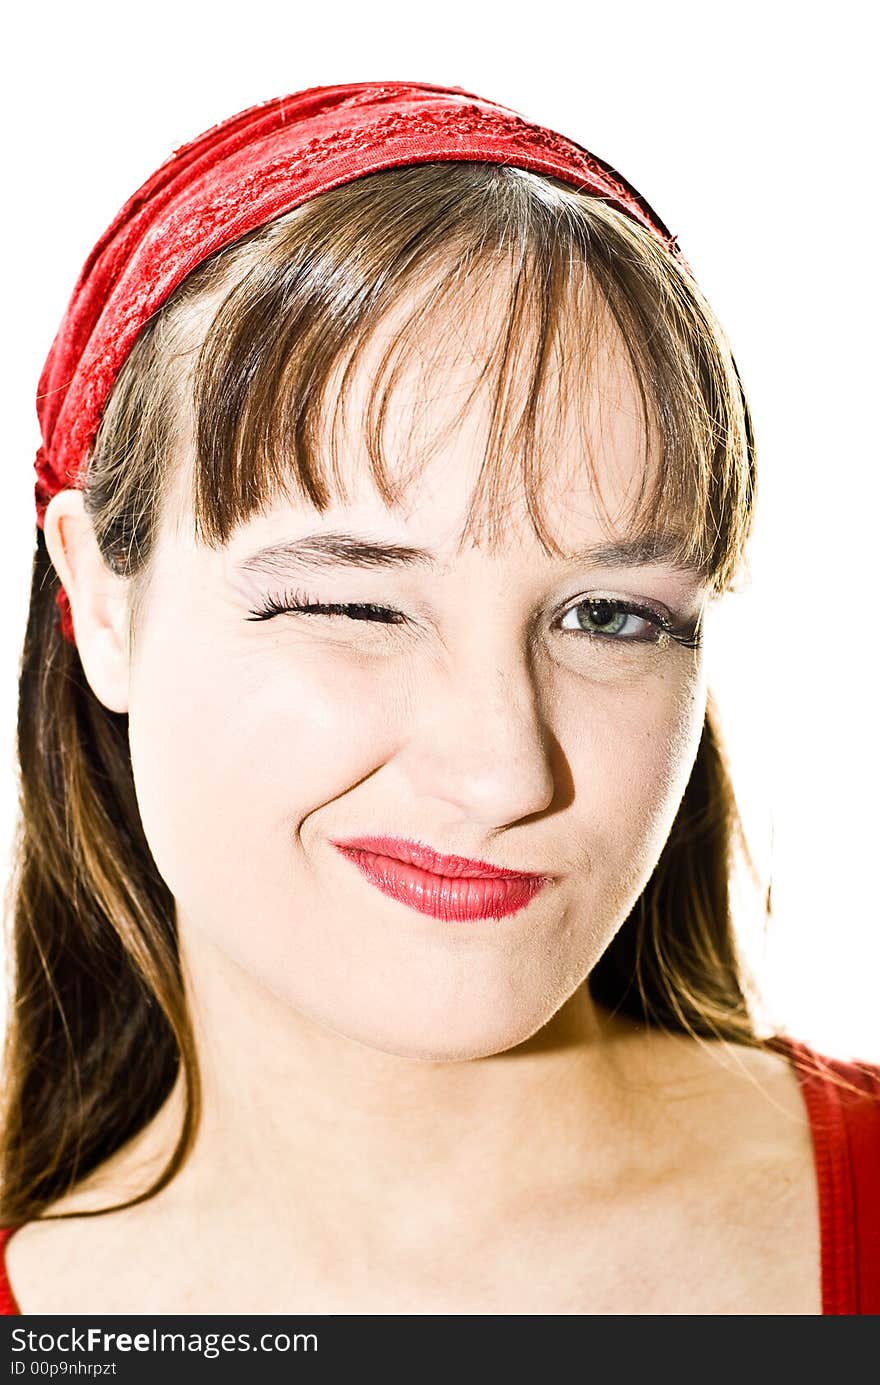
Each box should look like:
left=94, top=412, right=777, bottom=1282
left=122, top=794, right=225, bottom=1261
left=397, top=637, right=558, bottom=827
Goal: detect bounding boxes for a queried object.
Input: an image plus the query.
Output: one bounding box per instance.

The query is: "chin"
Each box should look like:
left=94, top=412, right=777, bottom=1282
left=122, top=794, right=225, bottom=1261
left=309, top=998, right=554, bottom=1063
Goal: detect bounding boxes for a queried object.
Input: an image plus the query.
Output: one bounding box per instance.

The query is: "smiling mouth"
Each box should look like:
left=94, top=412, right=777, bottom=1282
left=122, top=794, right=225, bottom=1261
left=331, top=836, right=549, bottom=922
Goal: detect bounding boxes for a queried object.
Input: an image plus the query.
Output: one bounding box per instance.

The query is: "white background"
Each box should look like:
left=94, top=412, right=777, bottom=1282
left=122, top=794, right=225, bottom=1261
left=1, top=1, right=876, bottom=1059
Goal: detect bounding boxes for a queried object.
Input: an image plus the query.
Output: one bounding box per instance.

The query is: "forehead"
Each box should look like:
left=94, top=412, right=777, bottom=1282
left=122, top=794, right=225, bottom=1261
left=310, top=259, right=658, bottom=561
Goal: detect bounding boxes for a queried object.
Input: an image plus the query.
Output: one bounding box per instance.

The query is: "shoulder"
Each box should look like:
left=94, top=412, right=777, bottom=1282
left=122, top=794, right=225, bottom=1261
left=0, top=1227, right=22, bottom=1315
left=787, top=1041, right=880, bottom=1091
left=775, top=1036, right=880, bottom=1314
left=615, top=1026, right=817, bottom=1123
left=1, top=1203, right=105, bottom=1316
left=599, top=1024, right=820, bottom=1190
left=1, top=1191, right=174, bottom=1316
left=775, top=1035, right=880, bottom=1135
left=0, top=1149, right=182, bottom=1316
left=0, top=1074, right=196, bottom=1314
left=781, top=1036, right=880, bottom=1170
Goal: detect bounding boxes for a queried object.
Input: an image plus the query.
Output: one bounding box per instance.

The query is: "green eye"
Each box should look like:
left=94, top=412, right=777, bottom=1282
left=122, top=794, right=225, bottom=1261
left=247, top=588, right=702, bottom=651
left=560, top=599, right=662, bottom=644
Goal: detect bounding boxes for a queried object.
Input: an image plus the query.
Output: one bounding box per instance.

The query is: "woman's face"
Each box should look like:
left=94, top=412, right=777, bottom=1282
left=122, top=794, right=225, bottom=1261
left=125, top=287, right=710, bottom=1061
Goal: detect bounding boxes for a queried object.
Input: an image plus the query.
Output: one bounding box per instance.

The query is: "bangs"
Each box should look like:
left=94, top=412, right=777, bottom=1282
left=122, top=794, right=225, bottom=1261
left=91, top=163, right=755, bottom=596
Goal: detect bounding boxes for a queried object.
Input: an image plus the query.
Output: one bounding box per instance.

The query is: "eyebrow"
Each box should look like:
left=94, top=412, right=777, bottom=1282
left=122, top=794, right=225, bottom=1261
left=235, top=529, right=702, bottom=578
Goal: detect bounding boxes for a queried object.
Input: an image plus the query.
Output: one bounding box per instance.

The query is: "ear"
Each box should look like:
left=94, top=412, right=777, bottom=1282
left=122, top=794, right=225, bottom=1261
left=43, top=489, right=132, bottom=714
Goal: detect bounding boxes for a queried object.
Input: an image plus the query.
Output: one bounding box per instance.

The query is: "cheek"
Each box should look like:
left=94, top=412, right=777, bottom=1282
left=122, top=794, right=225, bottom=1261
left=559, top=665, right=707, bottom=908
left=127, top=634, right=412, bottom=911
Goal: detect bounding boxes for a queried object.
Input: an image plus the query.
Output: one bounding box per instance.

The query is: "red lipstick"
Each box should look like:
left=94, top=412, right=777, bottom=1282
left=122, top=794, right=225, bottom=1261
left=331, top=835, right=549, bottom=922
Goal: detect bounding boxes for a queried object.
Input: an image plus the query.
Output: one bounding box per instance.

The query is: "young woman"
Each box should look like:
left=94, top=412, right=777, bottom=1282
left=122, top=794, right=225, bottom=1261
left=1, top=80, right=877, bottom=1316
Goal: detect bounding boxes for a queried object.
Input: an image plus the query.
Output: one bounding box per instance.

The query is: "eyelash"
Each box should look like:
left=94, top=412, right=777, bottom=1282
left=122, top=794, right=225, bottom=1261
left=246, top=587, right=703, bottom=650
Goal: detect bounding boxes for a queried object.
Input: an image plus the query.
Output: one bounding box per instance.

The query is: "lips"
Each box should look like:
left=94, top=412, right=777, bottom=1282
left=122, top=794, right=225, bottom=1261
left=331, top=835, right=549, bottom=922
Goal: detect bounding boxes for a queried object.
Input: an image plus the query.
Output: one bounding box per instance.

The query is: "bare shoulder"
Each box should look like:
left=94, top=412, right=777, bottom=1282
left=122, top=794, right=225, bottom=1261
left=612, top=1028, right=816, bottom=1166
left=5, top=1128, right=183, bottom=1315
left=584, top=1028, right=822, bottom=1312
left=4, top=1031, right=820, bottom=1314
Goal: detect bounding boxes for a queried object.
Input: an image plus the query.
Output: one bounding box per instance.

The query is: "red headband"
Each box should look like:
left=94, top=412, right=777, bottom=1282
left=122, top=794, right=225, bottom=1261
left=34, top=79, right=687, bottom=645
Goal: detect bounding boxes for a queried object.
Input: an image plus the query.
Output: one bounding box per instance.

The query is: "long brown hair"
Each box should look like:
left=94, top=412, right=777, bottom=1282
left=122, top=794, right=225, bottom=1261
left=1, top=160, right=800, bottom=1227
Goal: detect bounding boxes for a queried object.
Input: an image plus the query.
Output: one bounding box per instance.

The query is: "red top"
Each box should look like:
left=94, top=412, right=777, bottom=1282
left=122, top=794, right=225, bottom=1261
left=0, top=1036, right=877, bottom=1315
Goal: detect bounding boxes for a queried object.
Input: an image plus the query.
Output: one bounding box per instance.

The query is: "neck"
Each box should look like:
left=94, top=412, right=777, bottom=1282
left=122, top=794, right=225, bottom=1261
left=80, top=918, right=690, bottom=1270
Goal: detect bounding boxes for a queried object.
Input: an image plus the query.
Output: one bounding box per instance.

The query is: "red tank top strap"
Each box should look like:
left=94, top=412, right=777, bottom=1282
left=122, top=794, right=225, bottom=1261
left=0, top=1226, right=22, bottom=1315
left=776, top=1036, right=880, bottom=1315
